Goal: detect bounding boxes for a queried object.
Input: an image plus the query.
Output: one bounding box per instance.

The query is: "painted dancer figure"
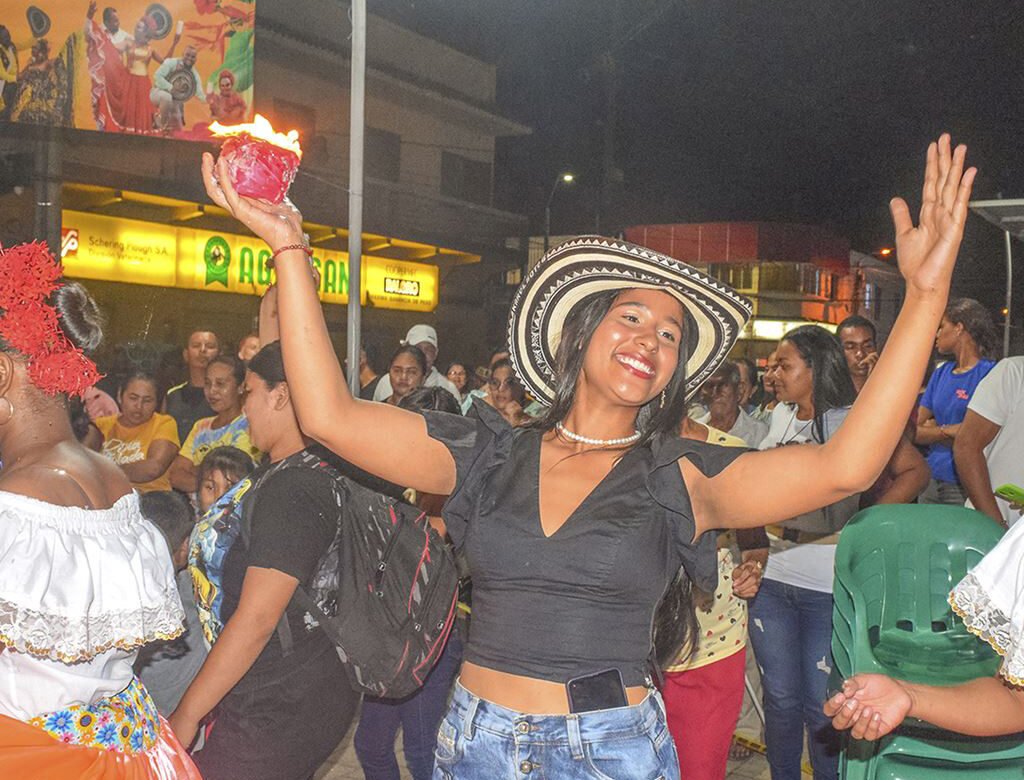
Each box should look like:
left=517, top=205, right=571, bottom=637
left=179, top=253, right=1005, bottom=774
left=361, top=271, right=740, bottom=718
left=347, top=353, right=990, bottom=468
left=85, top=2, right=129, bottom=130
left=201, top=134, right=974, bottom=779
left=0, top=243, right=199, bottom=778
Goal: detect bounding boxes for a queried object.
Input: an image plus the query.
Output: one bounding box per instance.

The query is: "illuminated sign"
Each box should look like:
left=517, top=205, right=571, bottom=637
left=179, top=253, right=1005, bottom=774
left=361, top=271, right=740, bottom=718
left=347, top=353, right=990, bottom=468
left=747, top=319, right=838, bottom=341
left=384, top=277, right=420, bottom=297
left=60, top=211, right=439, bottom=312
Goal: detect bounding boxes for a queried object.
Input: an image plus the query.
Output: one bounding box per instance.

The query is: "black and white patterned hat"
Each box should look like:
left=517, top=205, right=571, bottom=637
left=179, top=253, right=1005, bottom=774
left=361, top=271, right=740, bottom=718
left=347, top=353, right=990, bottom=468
left=507, top=236, right=753, bottom=405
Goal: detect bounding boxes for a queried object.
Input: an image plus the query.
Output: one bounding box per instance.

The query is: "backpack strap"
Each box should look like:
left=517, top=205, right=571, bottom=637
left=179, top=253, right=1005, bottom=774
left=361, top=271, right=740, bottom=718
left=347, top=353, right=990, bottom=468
left=238, top=450, right=347, bottom=658
left=239, top=484, right=296, bottom=657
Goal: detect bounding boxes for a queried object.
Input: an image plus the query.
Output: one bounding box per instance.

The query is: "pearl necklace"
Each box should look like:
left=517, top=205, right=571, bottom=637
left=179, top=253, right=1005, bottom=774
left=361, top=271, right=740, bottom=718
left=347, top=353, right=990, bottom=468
left=556, top=422, right=641, bottom=447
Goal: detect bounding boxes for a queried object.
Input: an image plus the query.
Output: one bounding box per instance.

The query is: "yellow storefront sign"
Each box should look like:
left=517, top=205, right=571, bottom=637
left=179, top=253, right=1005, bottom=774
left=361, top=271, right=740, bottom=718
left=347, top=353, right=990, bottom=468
left=60, top=210, right=439, bottom=312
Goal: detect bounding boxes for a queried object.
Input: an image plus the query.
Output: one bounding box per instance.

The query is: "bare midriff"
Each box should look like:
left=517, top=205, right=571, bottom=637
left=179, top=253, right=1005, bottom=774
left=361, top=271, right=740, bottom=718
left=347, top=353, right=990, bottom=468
left=458, top=661, right=649, bottom=715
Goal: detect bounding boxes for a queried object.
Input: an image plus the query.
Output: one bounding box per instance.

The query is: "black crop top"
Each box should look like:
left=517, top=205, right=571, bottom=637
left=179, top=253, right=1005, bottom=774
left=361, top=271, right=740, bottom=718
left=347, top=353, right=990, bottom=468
left=422, top=401, right=747, bottom=687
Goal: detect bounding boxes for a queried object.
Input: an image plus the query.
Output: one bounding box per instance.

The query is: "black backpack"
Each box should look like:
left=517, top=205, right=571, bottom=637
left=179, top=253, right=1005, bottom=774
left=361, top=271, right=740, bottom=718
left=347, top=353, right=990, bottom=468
left=242, top=449, right=460, bottom=699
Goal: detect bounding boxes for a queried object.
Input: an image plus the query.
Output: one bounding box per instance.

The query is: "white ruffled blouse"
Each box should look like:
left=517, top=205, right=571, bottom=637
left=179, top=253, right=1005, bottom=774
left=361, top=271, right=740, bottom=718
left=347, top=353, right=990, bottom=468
left=950, top=518, right=1024, bottom=687
left=0, top=490, right=184, bottom=720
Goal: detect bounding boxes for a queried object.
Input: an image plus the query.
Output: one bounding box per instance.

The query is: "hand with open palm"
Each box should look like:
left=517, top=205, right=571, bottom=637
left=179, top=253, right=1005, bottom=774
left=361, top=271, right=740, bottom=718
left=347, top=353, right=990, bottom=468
left=891, top=134, right=976, bottom=298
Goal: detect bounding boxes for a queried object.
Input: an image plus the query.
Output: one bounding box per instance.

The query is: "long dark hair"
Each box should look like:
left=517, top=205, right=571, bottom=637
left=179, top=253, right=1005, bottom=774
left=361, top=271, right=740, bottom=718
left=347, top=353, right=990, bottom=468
left=781, top=325, right=857, bottom=442
left=529, top=289, right=690, bottom=447
left=946, top=297, right=997, bottom=359
left=526, top=288, right=698, bottom=667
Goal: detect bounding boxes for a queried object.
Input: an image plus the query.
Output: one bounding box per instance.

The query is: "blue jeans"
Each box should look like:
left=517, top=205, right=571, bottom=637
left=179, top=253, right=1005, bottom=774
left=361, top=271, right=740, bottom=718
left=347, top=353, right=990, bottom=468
left=432, top=680, right=679, bottom=779
left=748, top=578, right=839, bottom=780
left=355, top=633, right=463, bottom=780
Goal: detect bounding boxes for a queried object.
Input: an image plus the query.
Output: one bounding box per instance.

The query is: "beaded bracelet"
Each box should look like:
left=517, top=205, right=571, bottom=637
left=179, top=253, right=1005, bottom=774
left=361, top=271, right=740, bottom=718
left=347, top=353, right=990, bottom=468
left=268, top=243, right=313, bottom=269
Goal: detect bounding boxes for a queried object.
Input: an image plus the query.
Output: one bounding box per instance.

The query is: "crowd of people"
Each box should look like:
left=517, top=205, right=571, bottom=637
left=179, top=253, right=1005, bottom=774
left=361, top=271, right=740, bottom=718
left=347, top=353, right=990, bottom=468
left=0, top=134, right=1022, bottom=780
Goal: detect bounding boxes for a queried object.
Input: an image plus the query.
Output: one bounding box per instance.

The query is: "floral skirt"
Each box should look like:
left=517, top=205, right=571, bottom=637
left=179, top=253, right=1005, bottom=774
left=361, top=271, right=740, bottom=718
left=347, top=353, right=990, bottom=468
left=0, top=678, right=199, bottom=779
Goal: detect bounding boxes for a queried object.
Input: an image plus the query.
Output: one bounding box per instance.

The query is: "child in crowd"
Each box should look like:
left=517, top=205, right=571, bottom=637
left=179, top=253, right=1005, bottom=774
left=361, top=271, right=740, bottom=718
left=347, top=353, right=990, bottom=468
left=196, top=445, right=257, bottom=514
left=133, top=491, right=208, bottom=717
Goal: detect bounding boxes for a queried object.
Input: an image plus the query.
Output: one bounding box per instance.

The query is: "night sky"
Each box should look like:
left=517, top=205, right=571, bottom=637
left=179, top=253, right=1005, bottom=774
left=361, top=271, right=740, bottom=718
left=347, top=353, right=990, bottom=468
left=375, top=0, right=1023, bottom=313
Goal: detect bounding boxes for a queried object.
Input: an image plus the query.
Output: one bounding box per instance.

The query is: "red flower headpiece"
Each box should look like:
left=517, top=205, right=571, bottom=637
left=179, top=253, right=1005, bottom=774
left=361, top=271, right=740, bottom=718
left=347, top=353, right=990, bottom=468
left=0, top=242, right=102, bottom=397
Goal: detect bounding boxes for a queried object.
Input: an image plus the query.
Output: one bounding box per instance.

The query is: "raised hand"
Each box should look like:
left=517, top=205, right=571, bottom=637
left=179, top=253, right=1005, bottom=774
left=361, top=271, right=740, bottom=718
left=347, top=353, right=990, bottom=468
left=201, top=152, right=304, bottom=252
left=892, top=134, right=976, bottom=298
left=824, top=674, right=912, bottom=740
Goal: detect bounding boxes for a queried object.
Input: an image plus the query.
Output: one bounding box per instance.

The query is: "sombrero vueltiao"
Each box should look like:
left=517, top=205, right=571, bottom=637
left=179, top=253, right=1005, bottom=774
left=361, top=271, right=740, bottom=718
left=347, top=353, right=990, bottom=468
left=508, top=236, right=754, bottom=406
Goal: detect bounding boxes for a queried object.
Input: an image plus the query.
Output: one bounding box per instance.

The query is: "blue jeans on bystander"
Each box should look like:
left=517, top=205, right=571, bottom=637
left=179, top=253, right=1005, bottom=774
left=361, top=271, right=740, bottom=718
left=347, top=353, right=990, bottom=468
left=355, top=633, right=464, bottom=780
left=748, top=578, right=839, bottom=780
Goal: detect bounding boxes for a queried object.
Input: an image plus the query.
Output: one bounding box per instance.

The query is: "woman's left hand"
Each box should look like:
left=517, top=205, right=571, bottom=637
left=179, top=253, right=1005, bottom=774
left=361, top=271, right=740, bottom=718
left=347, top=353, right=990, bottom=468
left=891, top=134, right=976, bottom=298
left=167, top=710, right=200, bottom=750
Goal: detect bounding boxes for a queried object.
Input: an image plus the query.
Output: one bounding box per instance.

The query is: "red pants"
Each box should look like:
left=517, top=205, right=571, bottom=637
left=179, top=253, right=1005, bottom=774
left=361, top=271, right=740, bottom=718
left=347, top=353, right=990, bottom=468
left=660, top=648, right=746, bottom=780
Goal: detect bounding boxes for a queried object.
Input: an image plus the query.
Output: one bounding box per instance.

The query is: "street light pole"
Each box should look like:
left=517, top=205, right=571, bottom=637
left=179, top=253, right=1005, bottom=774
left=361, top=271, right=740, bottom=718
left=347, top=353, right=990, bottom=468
left=345, top=0, right=366, bottom=396
left=544, top=172, right=574, bottom=254
left=1005, top=229, right=1013, bottom=358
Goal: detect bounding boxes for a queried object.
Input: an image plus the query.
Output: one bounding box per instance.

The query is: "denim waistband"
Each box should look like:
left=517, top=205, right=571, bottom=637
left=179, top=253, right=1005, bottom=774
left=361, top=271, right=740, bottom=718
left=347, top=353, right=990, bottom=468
left=447, top=679, right=665, bottom=745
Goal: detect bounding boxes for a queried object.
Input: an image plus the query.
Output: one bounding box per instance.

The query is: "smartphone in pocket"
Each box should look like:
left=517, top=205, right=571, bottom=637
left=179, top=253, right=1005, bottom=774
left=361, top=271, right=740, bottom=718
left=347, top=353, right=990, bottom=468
left=566, top=668, right=628, bottom=713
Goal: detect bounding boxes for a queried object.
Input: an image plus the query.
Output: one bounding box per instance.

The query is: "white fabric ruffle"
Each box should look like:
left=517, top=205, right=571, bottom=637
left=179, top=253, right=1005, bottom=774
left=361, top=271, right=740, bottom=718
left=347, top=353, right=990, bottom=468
left=949, top=519, right=1024, bottom=686
left=0, top=490, right=184, bottom=664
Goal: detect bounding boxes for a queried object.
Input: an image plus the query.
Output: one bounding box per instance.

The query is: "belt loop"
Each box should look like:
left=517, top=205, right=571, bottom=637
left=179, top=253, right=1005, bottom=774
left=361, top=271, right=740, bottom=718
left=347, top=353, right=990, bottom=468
left=566, top=714, right=585, bottom=761
left=650, top=688, right=666, bottom=726
left=461, top=690, right=480, bottom=741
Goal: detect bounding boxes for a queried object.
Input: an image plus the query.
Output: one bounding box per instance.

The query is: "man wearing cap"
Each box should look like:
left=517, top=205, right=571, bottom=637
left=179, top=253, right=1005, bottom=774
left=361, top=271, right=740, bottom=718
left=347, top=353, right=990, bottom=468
left=372, top=324, right=460, bottom=402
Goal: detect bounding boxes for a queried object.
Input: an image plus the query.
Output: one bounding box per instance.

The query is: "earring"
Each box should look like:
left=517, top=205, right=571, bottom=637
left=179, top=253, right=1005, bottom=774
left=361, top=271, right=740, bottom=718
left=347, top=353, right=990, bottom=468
left=0, top=398, right=14, bottom=425
left=659, top=390, right=667, bottom=410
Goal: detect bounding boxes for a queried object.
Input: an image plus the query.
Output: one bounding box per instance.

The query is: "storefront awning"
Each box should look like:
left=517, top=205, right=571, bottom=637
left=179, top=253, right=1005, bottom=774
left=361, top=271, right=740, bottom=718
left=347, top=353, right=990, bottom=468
left=62, top=183, right=481, bottom=267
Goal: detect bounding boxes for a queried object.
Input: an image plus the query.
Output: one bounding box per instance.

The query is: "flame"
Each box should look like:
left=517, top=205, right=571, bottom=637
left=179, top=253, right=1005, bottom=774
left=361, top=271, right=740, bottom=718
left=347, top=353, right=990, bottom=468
left=209, top=114, right=302, bottom=158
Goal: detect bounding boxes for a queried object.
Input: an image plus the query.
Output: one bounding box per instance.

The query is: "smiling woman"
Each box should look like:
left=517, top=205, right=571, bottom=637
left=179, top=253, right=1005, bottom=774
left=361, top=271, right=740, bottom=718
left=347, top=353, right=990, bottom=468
left=202, top=133, right=975, bottom=779
left=168, top=355, right=261, bottom=493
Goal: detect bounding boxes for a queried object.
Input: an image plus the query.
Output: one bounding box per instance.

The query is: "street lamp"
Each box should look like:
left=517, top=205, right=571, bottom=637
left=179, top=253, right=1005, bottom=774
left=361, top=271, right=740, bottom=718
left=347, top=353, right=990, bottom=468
left=544, top=171, right=575, bottom=253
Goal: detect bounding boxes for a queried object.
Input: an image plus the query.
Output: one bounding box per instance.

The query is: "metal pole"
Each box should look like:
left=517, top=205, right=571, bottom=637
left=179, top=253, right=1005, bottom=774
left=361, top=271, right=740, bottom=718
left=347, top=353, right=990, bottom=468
left=345, top=0, right=366, bottom=395
left=34, top=130, right=62, bottom=257
left=1005, top=230, right=1013, bottom=358
left=544, top=175, right=561, bottom=254
left=544, top=203, right=551, bottom=254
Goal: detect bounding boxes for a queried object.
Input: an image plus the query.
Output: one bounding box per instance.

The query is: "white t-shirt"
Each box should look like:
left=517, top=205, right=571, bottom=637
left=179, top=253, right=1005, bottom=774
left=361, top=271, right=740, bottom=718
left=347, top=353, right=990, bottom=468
left=965, top=357, right=1024, bottom=528
left=758, top=403, right=850, bottom=593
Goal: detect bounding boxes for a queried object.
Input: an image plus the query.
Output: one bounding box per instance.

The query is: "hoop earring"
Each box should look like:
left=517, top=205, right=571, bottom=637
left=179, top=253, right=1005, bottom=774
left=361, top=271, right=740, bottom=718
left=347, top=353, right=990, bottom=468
left=0, top=398, right=14, bottom=426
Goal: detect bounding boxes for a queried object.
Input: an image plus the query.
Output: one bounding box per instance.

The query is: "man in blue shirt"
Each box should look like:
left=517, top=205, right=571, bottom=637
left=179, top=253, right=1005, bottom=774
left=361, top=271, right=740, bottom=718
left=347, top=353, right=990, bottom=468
left=150, top=45, right=204, bottom=132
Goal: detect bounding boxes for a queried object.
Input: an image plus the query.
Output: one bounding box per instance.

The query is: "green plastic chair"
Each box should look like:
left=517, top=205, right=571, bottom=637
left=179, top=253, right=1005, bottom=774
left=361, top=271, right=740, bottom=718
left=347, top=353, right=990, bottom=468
left=830, top=504, right=1024, bottom=779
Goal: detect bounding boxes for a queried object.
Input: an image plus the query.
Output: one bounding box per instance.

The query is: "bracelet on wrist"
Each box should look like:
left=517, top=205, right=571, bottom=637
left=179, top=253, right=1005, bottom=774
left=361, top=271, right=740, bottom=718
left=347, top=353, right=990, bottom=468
left=268, top=243, right=312, bottom=269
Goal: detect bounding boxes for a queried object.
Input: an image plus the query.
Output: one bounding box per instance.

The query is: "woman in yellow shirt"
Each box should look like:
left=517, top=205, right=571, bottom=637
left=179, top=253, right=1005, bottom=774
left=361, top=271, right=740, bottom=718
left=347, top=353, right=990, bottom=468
left=93, top=372, right=180, bottom=492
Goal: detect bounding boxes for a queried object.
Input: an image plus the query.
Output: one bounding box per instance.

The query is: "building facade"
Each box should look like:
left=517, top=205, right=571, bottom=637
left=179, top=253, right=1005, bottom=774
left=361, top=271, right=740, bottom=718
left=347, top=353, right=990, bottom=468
left=625, top=222, right=903, bottom=361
